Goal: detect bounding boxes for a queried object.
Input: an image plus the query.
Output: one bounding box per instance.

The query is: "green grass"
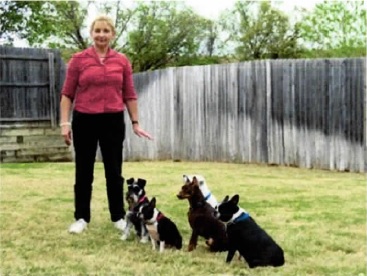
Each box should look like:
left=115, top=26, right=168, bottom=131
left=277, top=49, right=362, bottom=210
left=0, top=161, right=365, bottom=276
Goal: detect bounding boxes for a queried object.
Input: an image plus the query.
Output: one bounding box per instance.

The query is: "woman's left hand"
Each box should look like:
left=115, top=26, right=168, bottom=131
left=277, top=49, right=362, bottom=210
left=133, top=124, right=153, bottom=140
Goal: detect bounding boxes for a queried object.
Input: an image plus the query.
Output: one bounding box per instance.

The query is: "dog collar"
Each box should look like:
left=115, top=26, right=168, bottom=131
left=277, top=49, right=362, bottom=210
left=229, top=212, right=250, bottom=225
left=156, top=212, right=164, bottom=222
left=204, top=192, right=211, bottom=201
left=146, top=212, right=164, bottom=225
left=138, top=195, right=147, bottom=204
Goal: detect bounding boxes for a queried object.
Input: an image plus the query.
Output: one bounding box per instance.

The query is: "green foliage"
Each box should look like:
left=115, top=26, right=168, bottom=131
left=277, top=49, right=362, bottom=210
left=0, top=1, right=43, bottom=43
left=0, top=1, right=229, bottom=69
left=172, top=55, right=224, bottom=67
left=121, top=1, right=210, bottom=72
left=301, top=46, right=366, bottom=58
left=34, top=1, right=89, bottom=50
left=218, top=1, right=303, bottom=61
left=1, top=0, right=365, bottom=68
left=297, top=0, right=366, bottom=52
left=0, top=1, right=89, bottom=50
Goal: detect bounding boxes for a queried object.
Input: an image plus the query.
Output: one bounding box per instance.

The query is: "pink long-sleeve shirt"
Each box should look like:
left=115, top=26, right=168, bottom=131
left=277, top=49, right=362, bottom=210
left=61, top=47, right=138, bottom=114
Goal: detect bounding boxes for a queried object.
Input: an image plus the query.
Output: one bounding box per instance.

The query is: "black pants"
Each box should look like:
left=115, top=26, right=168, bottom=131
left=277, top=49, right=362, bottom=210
left=72, top=110, right=126, bottom=223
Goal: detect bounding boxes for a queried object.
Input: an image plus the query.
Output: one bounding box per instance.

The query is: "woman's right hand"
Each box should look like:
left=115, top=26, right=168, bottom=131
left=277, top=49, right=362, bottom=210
left=61, top=125, right=72, bottom=146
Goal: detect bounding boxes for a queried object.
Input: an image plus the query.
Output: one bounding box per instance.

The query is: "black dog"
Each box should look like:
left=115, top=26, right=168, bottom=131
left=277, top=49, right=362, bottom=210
left=138, top=197, right=183, bottom=253
left=215, top=195, right=285, bottom=268
left=120, top=178, right=149, bottom=243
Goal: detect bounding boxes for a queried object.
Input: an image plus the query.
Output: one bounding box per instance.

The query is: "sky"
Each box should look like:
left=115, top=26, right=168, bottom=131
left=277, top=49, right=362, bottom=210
left=12, top=0, right=324, bottom=47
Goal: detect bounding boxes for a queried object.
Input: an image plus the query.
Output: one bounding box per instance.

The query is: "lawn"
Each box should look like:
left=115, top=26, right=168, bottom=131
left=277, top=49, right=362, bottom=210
left=0, top=161, right=365, bottom=276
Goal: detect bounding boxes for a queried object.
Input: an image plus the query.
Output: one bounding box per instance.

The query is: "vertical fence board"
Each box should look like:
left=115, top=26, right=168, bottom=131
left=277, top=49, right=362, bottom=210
left=48, top=53, right=56, bottom=127
left=266, top=61, right=273, bottom=164
left=271, top=61, right=284, bottom=166
left=282, top=60, right=292, bottom=166
left=240, top=62, right=252, bottom=163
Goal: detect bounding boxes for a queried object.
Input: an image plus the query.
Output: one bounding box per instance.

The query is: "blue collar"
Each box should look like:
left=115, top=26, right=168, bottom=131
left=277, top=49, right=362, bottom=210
left=230, top=212, right=250, bottom=225
left=204, top=192, right=211, bottom=201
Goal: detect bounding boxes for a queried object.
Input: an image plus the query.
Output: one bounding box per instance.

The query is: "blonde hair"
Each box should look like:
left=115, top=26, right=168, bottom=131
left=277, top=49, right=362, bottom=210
left=90, top=15, right=116, bottom=35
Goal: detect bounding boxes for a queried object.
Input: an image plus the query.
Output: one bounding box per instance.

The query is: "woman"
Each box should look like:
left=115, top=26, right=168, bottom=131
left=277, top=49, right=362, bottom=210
left=60, top=15, right=152, bottom=234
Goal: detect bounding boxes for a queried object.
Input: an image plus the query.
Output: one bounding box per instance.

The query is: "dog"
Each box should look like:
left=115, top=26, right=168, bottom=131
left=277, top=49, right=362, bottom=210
left=182, top=174, right=218, bottom=208
left=215, top=194, right=285, bottom=268
left=138, top=197, right=183, bottom=253
left=120, top=177, right=150, bottom=243
left=177, top=176, right=228, bottom=252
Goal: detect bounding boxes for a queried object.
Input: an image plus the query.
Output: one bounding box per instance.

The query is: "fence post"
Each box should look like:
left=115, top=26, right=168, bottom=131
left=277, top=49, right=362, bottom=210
left=364, top=59, right=367, bottom=172
left=48, top=52, right=56, bottom=128
left=266, top=60, right=272, bottom=164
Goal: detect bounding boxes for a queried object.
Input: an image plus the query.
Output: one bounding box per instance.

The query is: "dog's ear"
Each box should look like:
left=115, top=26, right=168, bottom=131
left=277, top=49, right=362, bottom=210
left=230, top=194, right=239, bottom=205
left=182, top=174, right=191, bottom=185
left=126, top=178, right=134, bottom=185
left=192, top=176, right=199, bottom=186
left=150, top=197, right=156, bottom=208
left=183, top=174, right=191, bottom=184
left=193, top=185, right=202, bottom=195
left=222, top=195, right=229, bottom=203
left=194, top=175, right=205, bottom=186
left=137, top=178, right=146, bottom=188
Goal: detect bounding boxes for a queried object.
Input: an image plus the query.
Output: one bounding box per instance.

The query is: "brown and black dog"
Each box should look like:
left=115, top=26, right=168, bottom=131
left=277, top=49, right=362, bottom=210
left=177, top=176, right=228, bottom=252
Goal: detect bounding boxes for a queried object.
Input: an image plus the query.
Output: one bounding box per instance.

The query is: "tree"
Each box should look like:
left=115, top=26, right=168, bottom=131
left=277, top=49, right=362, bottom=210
left=0, top=1, right=227, bottom=70
left=122, top=1, right=211, bottom=71
left=218, top=1, right=302, bottom=61
left=297, top=1, right=366, bottom=50
left=0, top=1, right=90, bottom=52
left=0, top=1, right=44, bottom=44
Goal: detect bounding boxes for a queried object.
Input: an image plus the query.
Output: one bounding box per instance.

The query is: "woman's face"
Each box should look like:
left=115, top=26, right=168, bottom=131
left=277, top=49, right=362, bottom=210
left=91, top=20, right=114, bottom=48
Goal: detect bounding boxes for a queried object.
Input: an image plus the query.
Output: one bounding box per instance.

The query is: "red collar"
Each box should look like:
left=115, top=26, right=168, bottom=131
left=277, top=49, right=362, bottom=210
left=156, top=212, right=164, bottom=222
left=138, top=195, right=147, bottom=204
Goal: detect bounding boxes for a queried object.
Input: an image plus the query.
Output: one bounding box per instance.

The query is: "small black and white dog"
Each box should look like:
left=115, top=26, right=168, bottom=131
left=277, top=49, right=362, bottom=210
left=138, top=197, right=183, bottom=253
left=182, top=174, right=218, bottom=208
left=215, top=195, right=285, bottom=268
left=120, top=178, right=149, bottom=243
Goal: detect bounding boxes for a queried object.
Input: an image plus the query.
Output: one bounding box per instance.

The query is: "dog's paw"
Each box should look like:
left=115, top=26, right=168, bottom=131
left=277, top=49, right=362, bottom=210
left=205, top=238, right=214, bottom=246
left=140, top=236, right=149, bottom=243
left=188, top=244, right=196, bottom=252
left=120, top=234, right=128, bottom=241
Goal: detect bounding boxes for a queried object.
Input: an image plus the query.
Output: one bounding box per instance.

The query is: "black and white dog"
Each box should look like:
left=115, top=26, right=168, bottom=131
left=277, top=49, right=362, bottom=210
left=215, top=195, right=285, bottom=268
left=138, top=197, right=183, bottom=253
left=183, top=174, right=218, bottom=208
left=120, top=178, right=149, bottom=243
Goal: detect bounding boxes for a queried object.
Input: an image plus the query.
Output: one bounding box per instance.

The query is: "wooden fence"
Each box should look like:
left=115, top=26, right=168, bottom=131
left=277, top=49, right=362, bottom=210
left=127, top=58, right=366, bottom=172
left=0, top=46, right=64, bottom=126
left=0, top=47, right=365, bottom=172
left=0, top=47, right=70, bottom=162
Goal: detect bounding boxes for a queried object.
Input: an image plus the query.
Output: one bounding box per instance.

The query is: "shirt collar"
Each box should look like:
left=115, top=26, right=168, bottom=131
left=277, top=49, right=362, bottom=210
left=86, top=46, right=118, bottom=58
